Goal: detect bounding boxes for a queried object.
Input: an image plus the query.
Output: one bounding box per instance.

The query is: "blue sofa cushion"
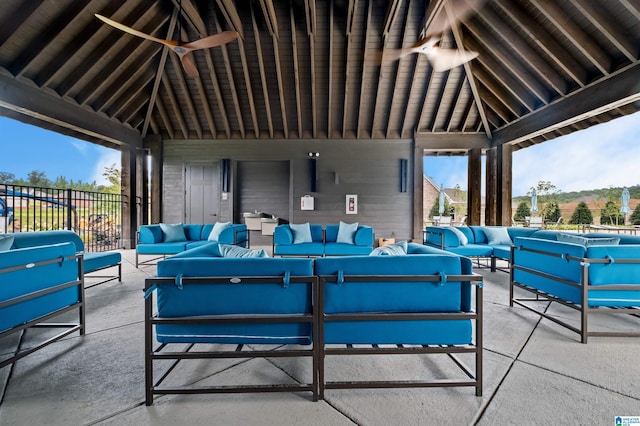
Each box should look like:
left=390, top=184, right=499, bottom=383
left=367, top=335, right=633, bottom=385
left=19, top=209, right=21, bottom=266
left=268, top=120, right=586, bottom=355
left=275, top=242, right=325, bottom=257
left=154, top=257, right=314, bottom=344
left=137, top=241, right=189, bottom=254
left=219, top=244, right=268, bottom=258
left=8, top=230, right=84, bottom=252
left=0, top=235, right=14, bottom=251
left=170, top=243, right=222, bottom=258
left=159, top=223, right=187, bottom=242
left=369, top=240, right=408, bottom=256
left=208, top=222, right=232, bottom=241
left=336, top=221, right=358, bottom=244
left=449, top=227, right=468, bottom=245
left=445, top=244, right=493, bottom=258
left=290, top=223, right=313, bottom=243
left=139, top=225, right=163, bottom=244
left=84, top=251, right=121, bottom=273
left=483, top=227, right=512, bottom=245
left=182, top=224, right=203, bottom=241
left=557, top=233, right=620, bottom=246
left=0, top=242, right=80, bottom=333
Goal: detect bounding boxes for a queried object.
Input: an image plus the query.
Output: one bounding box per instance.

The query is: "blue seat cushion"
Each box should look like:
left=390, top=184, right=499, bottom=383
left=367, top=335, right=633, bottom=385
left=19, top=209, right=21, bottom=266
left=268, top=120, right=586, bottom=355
left=274, top=242, right=324, bottom=256
left=137, top=242, right=189, bottom=254
left=84, top=251, right=121, bottom=273
left=445, top=244, right=493, bottom=257
left=324, top=243, right=373, bottom=256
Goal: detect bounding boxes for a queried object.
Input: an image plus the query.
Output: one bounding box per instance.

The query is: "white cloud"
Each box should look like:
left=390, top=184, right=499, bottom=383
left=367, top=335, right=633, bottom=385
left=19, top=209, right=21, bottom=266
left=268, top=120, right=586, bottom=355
left=512, top=112, right=640, bottom=195
left=69, top=139, right=89, bottom=155
left=90, top=147, right=121, bottom=186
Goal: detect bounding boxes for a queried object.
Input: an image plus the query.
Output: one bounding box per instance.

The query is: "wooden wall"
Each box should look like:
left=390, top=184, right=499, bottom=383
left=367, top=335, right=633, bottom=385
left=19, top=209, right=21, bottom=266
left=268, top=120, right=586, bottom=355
left=161, top=139, right=415, bottom=241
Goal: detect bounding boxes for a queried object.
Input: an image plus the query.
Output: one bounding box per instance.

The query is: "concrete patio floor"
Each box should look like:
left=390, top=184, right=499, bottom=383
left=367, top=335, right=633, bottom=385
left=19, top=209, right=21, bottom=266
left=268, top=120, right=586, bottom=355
left=1, top=248, right=639, bottom=425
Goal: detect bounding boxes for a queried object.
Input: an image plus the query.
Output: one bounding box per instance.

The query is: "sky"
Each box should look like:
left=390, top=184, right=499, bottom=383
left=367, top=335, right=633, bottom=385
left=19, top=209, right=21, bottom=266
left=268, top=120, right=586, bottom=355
left=424, top=110, right=640, bottom=196
left=0, top=111, right=638, bottom=195
left=0, top=117, right=119, bottom=186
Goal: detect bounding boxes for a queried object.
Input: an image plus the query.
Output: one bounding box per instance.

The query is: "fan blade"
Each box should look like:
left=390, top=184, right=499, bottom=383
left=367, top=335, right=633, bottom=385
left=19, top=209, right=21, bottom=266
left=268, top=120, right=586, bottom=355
left=179, top=53, right=200, bottom=78
left=95, top=14, right=178, bottom=48
left=182, top=31, right=239, bottom=52
left=424, top=47, right=478, bottom=71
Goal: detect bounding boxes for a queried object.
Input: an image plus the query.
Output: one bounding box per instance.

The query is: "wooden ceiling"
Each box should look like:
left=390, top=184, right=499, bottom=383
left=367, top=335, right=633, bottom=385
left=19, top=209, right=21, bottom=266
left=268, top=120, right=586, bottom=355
left=0, top=0, right=638, bottom=154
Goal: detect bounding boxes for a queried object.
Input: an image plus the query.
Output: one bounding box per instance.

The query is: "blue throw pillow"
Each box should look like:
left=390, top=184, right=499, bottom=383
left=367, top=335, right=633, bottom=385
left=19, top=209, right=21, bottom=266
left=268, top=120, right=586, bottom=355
left=557, top=233, right=620, bottom=247
left=449, top=227, right=468, bottom=246
left=159, top=223, right=187, bottom=242
left=290, top=223, right=313, bottom=243
left=483, top=227, right=512, bottom=245
left=0, top=235, right=14, bottom=251
left=369, top=240, right=408, bottom=256
left=219, top=244, right=269, bottom=258
left=336, top=221, right=358, bottom=244
left=208, top=222, right=232, bottom=241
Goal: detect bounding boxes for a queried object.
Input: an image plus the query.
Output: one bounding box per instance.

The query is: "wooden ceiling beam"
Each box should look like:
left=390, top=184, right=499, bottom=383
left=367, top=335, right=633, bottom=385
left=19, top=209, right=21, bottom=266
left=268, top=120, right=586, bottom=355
left=443, top=75, right=466, bottom=132
left=203, top=47, right=231, bottom=138
left=343, top=0, right=356, bottom=138
left=382, top=0, right=401, bottom=40
left=530, top=0, right=611, bottom=75
left=168, top=50, right=203, bottom=138
left=154, top=96, right=174, bottom=139
left=447, top=3, right=491, bottom=138
left=570, top=0, right=637, bottom=62
left=305, top=0, right=317, bottom=138
left=251, top=3, right=273, bottom=138
left=493, top=0, right=586, bottom=88
left=415, top=133, right=491, bottom=151
left=272, top=32, right=288, bottom=138
left=0, top=73, right=142, bottom=147
left=170, top=0, right=207, bottom=36
left=161, top=73, right=189, bottom=139
left=493, top=63, right=640, bottom=145
left=468, top=10, right=562, bottom=99
left=327, top=0, right=334, bottom=137
left=291, top=3, right=303, bottom=138
left=0, top=1, right=44, bottom=47
left=258, top=0, right=279, bottom=38
left=406, top=57, right=433, bottom=136
left=142, top=8, right=179, bottom=138
left=356, top=0, right=372, bottom=138
left=109, top=71, right=155, bottom=120
left=215, top=0, right=244, bottom=38
left=236, top=36, right=259, bottom=138
left=620, top=0, right=640, bottom=21
left=472, top=65, right=522, bottom=118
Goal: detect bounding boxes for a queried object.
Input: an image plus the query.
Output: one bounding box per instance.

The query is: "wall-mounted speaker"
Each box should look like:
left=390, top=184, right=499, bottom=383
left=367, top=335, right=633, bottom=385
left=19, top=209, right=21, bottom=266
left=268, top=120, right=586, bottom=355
left=221, top=158, right=231, bottom=192
left=400, top=159, right=408, bottom=192
left=309, top=158, right=317, bottom=192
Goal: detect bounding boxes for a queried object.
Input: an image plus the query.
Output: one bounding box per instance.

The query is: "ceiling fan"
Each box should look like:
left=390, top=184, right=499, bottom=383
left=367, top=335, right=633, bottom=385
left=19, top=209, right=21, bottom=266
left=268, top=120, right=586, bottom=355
left=379, top=0, right=481, bottom=71
left=95, top=14, right=238, bottom=78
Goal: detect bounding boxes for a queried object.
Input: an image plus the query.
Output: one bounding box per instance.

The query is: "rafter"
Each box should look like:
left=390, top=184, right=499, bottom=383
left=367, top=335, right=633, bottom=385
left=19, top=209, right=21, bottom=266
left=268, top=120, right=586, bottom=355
left=168, top=50, right=203, bottom=138
left=257, top=0, right=279, bottom=38
left=161, top=73, right=189, bottom=139
left=154, top=96, right=174, bottom=139
left=305, top=0, right=317, bottom=138
left=215, top=0, right=244, bottom=38
left=251, top=3, right=273, bottom=138
left=291, top=3, right=303, bottom=138
left=356, top=0, right=372, bottom=138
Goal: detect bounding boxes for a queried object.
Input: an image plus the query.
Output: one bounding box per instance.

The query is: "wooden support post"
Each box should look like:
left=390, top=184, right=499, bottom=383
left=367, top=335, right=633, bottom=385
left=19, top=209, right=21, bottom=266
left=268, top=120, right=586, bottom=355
left=121, top=145, right=138, bottom=249
left=467, top=148, right=482, bottom=226
left=413, top=144, right=423, bottom=241
left=485, top=148, right=497, bottom=226
left=497, top=144, right=512, bottom=226
left=144, top=134, right=163, bottom=224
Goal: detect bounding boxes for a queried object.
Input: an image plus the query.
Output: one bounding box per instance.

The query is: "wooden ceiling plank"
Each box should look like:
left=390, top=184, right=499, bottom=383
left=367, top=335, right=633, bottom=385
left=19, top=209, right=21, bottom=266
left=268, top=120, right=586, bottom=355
left=0, top=73, right=142, bottom=147
left=619, top=0, right=640, bottom=21
left=570, top=0, right=637, bottom=62
left=109, top=72, right=155, bottom=120
left=213, top=13, right=245, bottom=138
left=460, top=97, right=476, bottom=132
left=403, top=56, right=432, bottom=137
left=384, top=1, right=412, bottom=138
left=328, top=0, right=334, bottom=136
left=236, top=36, right=260, bottom=138
left=493, top=63, right=640, bottom=145
left=11, top=0, right=93, bottom=78
left=272, top=36, right=289, bottom=138
left=343, top=0, right=356, bottom=138
left=464, top=35, right=536, bottom=112
left=443, top=75, right=466, bottom=132
left=39, top=1, right=125, bottom=88
left=154, top=96, right=175, bottom=139
left=170, top=0, right=207, bottom=36
left=305, top=0, right=317, bottom=138
left=0, top=1, right=45, bottom=47
left=251, top=3, right=273, bottom=138
left=357, top=0, right=372, bottom=138
left=530, top=0, right=611, bottom=75
left=473, top=66, right=522, bottom=118
left=493, top=0, right=587, bottom=88
left=382, top=0, right=401, bottom=39
left=291, top=3, right=303, bottom=138
left=167, top=44, right=203, bottom=138
left=81, top=15, right=168, bottom=107
left=96, top=44, right=162, bottom=113
left=142, top=8, right=179, bottom=138
left=203, top=49, right=231, bottom=138
left=469, top=10, right=563, bottom=99
left=119, top=90, right=151, bottom=125
left=258, top=0, right=279, bottom=38
left=57, top=2, right=155, bottom=98
left=215, top=0, right=244, bottom=38
left=447, top=2, right=491, bottom=138
left=161, top=73, right=189, bottom=139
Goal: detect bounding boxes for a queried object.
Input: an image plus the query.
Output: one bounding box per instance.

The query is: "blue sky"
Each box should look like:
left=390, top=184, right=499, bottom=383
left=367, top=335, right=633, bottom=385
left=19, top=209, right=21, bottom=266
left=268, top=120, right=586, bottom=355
left=425, top=110, right=640, bottom=196
left=1, top=112, right=638, bottom=196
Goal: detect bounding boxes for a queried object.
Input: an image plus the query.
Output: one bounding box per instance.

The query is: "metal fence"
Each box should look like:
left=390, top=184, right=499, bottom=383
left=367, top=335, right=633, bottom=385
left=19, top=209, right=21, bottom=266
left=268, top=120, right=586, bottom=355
left=0, top=184, right=123, bottom=252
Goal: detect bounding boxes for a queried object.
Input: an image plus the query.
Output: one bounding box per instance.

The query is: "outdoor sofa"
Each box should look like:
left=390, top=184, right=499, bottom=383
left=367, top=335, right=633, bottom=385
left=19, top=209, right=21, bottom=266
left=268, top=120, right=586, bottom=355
left=3, top=230, right=121, bottom=287
left=0, top=235, right=85, bottom=369
left=135, top=222, right=248, bottom=267
left=424, top=226, right=562, bottom=271
left=143, top=240, right=482, bottom=404
left=510, top=234, right=640, bottom=343
left=272, top=222, right=374, bottom=257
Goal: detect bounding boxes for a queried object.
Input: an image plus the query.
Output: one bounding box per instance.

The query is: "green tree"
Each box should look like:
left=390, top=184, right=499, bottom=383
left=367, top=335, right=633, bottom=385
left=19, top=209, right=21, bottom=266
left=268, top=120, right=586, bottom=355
left=429, top=198, right=454, bottom=218
left=600, top=200, right=624, bottom=225
left=0, top=171, right=15, bottom=183
left=630, top=204, right=640, bottom=225
left=513, top=202, right=530, bottom=221
left=542, top=200, right=561, bottom=223
left=570, top=202, right=593, bottom=225
left=101, top=164, right=121, bottom=194
left=27, top=170, right=51, bottom=187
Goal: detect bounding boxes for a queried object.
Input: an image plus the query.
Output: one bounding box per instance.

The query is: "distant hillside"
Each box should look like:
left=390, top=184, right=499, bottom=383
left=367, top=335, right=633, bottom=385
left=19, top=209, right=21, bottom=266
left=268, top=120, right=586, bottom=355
left=514, top=184, right=640, bottom=203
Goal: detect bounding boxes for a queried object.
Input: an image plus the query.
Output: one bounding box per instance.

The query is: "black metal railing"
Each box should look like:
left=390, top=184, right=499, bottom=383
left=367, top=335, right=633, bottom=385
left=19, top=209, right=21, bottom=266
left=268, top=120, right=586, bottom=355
left=0, top=184, right=123, bottom=252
